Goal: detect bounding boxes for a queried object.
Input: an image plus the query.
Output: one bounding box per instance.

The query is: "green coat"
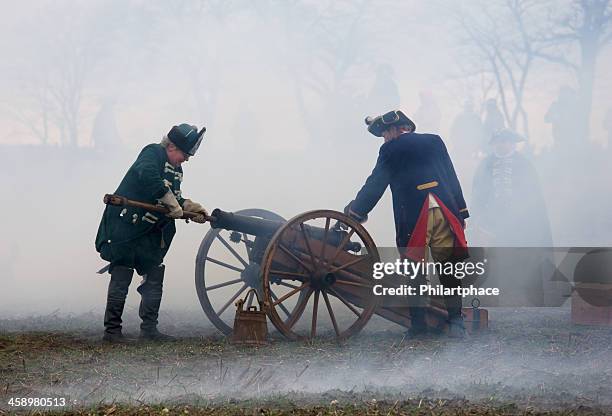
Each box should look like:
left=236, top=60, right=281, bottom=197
left=95, top=144, right=185, bottom=274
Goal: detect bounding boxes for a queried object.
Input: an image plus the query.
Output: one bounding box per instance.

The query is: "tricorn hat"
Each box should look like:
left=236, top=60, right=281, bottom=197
left=167, top=123, right=206, bottom=156
left=490, top=128, right=525, bottom=143
left=365, top=110, right=416, bottom=137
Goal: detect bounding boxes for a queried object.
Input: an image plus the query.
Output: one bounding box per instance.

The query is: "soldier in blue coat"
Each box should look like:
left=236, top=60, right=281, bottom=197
left=344, top=110, right=469, bottom=337
left=95, top=124, right=208, bottom=342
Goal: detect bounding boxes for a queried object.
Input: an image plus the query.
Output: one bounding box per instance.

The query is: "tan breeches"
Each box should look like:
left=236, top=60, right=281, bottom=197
left=426, top=207, right=455, bottom=262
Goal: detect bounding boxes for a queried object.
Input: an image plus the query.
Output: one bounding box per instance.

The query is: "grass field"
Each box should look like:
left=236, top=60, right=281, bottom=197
left=1, top=307, right=611, bottom=415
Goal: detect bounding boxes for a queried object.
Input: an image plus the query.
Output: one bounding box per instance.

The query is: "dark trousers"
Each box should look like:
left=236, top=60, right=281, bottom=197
left=103, top=264, right=165, bottom=334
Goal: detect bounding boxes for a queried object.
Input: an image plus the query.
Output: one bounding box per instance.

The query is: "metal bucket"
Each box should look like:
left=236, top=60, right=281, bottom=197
left=231, top=289, right=268, bottom=345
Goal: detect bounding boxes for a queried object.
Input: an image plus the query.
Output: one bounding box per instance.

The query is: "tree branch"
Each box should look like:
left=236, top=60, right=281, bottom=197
left=532, top=51, right=580, bottom=70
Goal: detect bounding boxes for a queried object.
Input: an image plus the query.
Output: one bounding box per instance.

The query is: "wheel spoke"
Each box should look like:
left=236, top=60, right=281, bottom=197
left=246, top=290, right=254, bottom=309
left=216, top=283, right=248, bottom=316
left=336, top=268, right=374, bottom=285
left=215, top=233, right=249, bottom=268
left=286, top=287, right=314, bottom=329
left=275, top=281, right=300, bottom=290
left=299, top=223, right=318, bottom=271
left=311, top=290, right=320, bottom=338
left=205, top=278, right=243, bottom=291
left=322, top=290, right=340, bottom=337
left=328, top=255, right=371, bottom=274
left=328, top=287, right=362, bottom=318
left=334, top=279, right=372, bottom=289
left=278, top=243, right=313, bottom=273
left=270, top=291, right=291, bottom=317
left=327, top=228, right=356, bottom=268
left=271, top=282, right=309, bottom=306
left=319, top=217, right=331, bottom=264
left=205, top=257, right=244, bottom=273
left=269, top=269, right=309, bottom=279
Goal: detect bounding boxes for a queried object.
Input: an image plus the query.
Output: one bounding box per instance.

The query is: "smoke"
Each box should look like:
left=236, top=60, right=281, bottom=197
left=0, top=0, right=610, bottom=317
left=4, top=309, right=609, bottom=409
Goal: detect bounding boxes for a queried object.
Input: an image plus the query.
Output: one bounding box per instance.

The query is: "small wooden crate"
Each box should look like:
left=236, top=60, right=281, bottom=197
left=571, top=283, right=612, bottom=326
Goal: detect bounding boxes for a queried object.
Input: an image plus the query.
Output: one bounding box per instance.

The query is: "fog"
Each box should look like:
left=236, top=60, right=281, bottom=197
left=1, top=0, right=611, bottom=317
left=3, top=309, right=612, bottom=409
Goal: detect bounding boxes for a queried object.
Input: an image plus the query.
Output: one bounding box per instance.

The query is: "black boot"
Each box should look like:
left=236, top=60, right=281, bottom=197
left=406, top=306, right=428, bottom=338
left=137, top=265, right=176, bottom=342
left=103, top=266, right=134, bottom=343
left=446, top=305, right=466, bottom=339
left=440, top=272, right=466, bottom=339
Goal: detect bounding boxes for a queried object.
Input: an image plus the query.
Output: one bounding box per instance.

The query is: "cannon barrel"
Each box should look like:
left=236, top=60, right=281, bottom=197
left=210, top=209, right=361, bottom=252
left=210, top=209, right=283, bottom=236
left=303, top=224, right=362, bottom=252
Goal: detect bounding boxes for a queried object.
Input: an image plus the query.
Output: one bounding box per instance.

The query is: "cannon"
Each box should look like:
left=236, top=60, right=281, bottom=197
left=196, top=208, right=481, bottom=341
left=102, top=195, right=486, bottom=340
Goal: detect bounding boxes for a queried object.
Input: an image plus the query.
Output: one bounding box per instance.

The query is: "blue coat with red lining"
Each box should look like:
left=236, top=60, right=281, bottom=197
left=348, top=132, right=469, bottom=248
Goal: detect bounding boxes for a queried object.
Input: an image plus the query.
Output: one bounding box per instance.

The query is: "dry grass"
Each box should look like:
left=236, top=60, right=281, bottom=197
left=1, top=308, right=612, bottom=415
left=4, top=401, right=612, bottom=415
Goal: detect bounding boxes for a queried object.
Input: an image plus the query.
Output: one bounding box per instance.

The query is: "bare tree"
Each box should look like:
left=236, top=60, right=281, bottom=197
left=536, top=0, right=612, bottom=139
left=246, top=0, right=403, bottom=145
left=141, top=0, right=242, bottom=133
left=3, top=2, right=123, bottom=147
left=448, top=0, right=552, bottom=137
left=252, top=0, right=374, bottom=144
left=2, top=71, right=53, bottom=145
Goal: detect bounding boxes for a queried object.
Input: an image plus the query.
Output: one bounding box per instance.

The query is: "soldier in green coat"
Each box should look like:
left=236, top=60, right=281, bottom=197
left=95, top=124, right=208, bottom=342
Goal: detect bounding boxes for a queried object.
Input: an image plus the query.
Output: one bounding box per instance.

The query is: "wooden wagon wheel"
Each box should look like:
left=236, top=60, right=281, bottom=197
left=195, top=209, right=286, bottom=335
left=261, top=210, right=380, bottom=341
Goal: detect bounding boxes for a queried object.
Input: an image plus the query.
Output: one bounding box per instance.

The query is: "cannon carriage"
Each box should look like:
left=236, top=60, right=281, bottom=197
left=102, top=194, right=483, bottom=341
left=196, top=208, right=462, bottom=341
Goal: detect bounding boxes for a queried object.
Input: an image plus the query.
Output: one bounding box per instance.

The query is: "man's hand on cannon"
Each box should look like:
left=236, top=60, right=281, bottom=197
left=160, top=190, right=184, bottom=219
left=183, top=199, right=208, bottom=224
left=343, top=201, right=368, bottom=224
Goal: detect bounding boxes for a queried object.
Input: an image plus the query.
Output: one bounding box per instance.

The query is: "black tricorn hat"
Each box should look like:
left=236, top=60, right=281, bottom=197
left=490, top=128, right=525, bottom=143
left=365, top=110, right=416, bottom=137
left=167, top=123, right=206, bottom=156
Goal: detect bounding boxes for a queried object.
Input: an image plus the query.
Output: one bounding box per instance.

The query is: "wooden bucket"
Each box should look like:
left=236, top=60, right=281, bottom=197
left=231, top=289, right=268, bottom=345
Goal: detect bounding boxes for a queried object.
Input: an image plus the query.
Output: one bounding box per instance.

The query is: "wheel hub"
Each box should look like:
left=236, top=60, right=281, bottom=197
left=240, top=263, right=261, bottom=288
left=310, top=271, right=336, bottom=290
